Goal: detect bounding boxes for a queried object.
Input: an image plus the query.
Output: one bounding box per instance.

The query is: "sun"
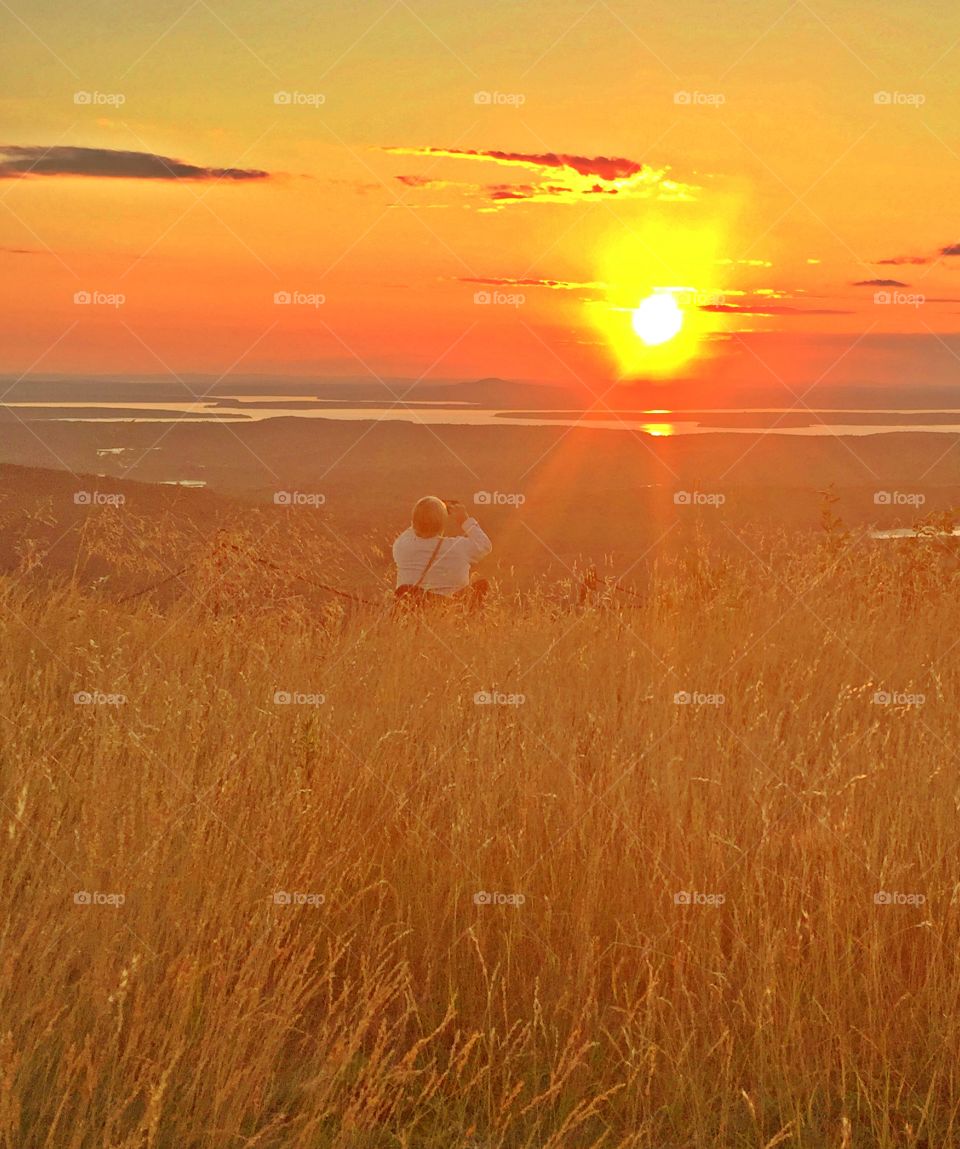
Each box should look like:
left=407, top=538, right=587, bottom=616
left=588, top=210, right=740, bottom=379
left=632, top=294, right=683, bottom=346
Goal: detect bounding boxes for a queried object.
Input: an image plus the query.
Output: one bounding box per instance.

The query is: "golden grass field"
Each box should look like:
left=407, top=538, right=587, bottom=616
left=2, top=507, right=959, bottom=1148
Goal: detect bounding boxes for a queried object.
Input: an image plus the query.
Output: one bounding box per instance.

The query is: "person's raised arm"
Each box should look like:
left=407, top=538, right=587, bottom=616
left=462, top=516, right=492, bottom=560
left=446, top=500, right=491, bottom=561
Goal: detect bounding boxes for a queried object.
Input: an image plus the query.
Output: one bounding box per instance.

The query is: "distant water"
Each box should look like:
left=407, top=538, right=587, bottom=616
left=9, top=399, right=960, bottom=436
left=870, top=528, right=960, bottom=539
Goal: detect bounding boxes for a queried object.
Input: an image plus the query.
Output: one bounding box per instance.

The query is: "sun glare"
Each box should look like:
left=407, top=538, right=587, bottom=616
left=589, top=212, right=737, bottom=380
left=632, top=294, right=683, bottom=345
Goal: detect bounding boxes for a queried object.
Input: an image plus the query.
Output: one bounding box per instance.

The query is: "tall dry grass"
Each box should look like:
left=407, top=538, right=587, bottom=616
left=2, top=513, right=960, bottom=1148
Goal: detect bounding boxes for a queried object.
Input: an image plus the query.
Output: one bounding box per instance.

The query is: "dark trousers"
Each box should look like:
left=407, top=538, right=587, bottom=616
left=394, top=578, right=489, bottom=613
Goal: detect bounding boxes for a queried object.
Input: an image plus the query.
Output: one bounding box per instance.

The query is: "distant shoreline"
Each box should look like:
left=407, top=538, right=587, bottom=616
left=10, top=400, right=960, bottom=436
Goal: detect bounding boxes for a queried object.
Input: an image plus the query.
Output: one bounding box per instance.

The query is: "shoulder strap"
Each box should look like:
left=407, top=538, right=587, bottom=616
left=414, top=537, right=444, bottom=588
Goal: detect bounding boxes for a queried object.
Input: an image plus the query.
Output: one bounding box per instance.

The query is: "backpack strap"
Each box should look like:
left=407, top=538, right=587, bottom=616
left=414, top=537, right=445, bottom=588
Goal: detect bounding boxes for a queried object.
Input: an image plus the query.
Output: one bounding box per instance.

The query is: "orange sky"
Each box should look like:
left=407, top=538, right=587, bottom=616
left=2, top=0, right=960, bottom=391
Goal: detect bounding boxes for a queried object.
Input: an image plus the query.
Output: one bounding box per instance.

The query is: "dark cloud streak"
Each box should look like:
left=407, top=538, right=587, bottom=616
left=702, top=304, right=855, bottom=316
left=384, top=146, right=643, bottom=181
left=0, top=144, right=270, bottom=181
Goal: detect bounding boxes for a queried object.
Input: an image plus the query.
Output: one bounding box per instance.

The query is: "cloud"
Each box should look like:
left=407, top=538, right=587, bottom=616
left=0, top=144, right=270, bottom=181
left=487, top=183, right=539, bottom=200
left=385, top=145, right=696, bottom=208
left=487, top=181, right=610, bottom=202
left=873, top=244, right=960, bottom=264
left=702, top=303, right=854, bottom=316
left=852, top=278, right=907, bottom=287
left=385, top=146, right=644, bottom=180
left=458, top=275, right=606, bottom=291
left=396, top=174, right=453, bottom=188
left=459, top=277, right=844, bottom=315
left=716, top=257, right=773, bottom=268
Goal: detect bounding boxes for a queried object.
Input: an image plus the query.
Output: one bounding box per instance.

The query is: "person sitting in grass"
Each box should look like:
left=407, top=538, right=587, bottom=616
left=393, top=496, right=491, bottom=608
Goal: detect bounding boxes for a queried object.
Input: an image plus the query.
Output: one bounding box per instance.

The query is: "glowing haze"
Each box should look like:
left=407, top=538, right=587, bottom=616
left=2, top=0, right=959, bottom=392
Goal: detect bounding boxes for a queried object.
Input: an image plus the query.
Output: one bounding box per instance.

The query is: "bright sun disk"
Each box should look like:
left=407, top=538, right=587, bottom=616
left=631, top=294, right=683, bottom=346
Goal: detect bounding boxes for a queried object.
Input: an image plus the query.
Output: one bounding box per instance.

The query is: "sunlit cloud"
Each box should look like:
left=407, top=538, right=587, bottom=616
left=396, top=174, right=452, bottom=188
left=716, top=257, right=773, bottom=268
left=701, top=302, right=855, bottom=316
left=457, top=275, right=606, bottom=292
left=385, top=147, right=645, bottom=180
left=385, top=145, right=697, bottom=208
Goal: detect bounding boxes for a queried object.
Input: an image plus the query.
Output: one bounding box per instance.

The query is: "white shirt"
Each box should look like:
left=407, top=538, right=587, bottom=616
left=393, top=518, right=492, bottom=596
